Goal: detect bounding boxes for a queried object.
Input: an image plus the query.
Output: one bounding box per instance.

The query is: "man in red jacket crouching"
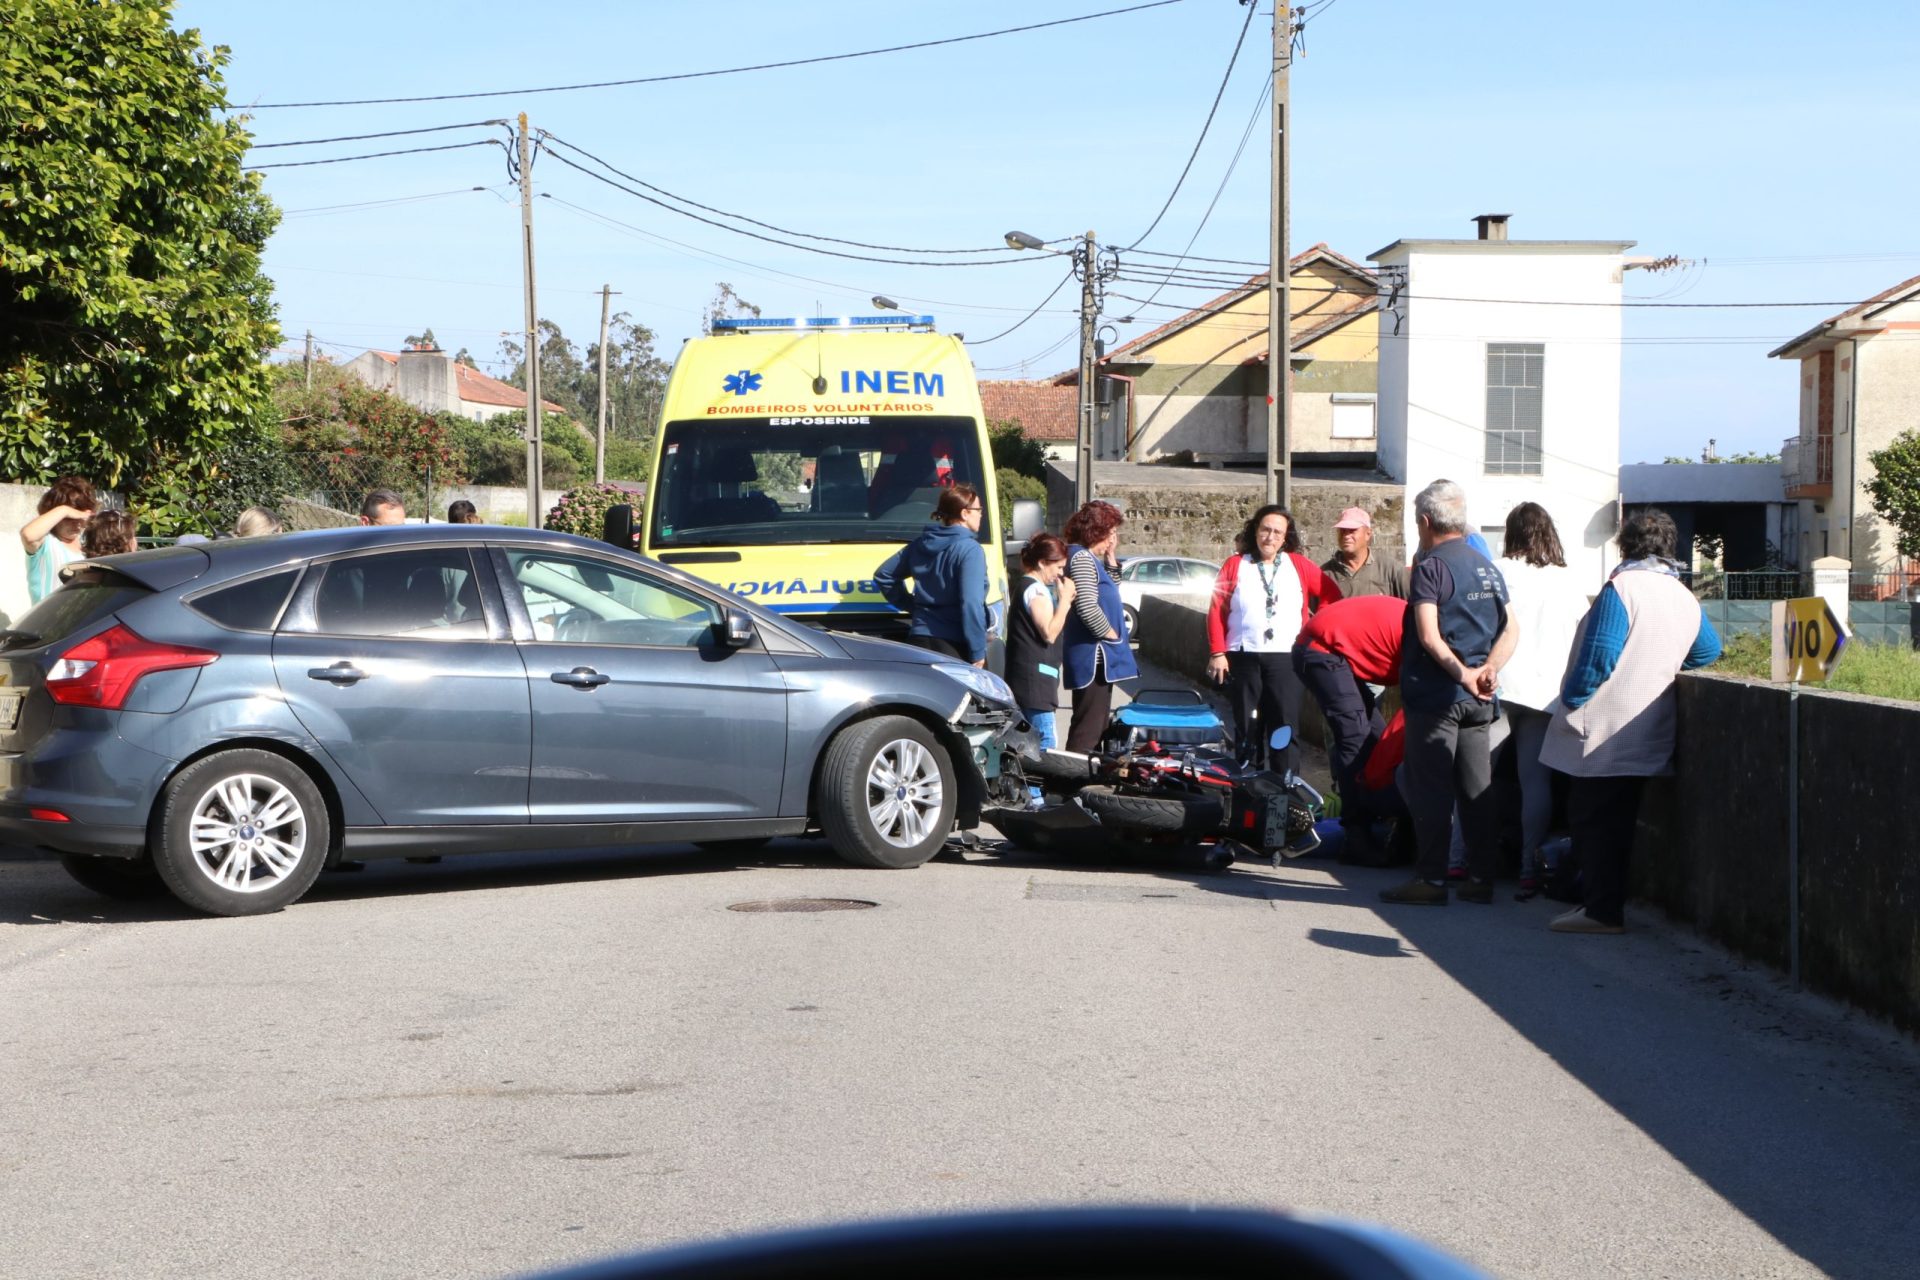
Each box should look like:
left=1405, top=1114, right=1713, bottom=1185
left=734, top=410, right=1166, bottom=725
left=1293, top=594, right=1410, bottom=866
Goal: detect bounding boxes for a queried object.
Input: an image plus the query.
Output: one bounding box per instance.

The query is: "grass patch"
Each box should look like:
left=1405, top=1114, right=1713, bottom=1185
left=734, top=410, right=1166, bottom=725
left=1706, top=632, right=1920, bottom=702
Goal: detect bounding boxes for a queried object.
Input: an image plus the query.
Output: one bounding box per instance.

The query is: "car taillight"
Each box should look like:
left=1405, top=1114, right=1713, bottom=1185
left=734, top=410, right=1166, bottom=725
left=45, top=623, right=217, bottom=710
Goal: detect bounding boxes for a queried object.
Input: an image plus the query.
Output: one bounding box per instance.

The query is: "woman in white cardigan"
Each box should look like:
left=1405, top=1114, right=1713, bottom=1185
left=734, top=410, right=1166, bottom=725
left=1495, top=503, right=1591, bottom=899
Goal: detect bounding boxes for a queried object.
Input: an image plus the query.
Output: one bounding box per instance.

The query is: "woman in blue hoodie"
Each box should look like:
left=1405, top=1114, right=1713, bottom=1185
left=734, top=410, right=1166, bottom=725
left=873, top=483, right=990, bottom=665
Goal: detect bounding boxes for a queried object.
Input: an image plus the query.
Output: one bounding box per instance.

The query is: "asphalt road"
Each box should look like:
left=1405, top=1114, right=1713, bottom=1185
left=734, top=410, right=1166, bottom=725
left=5, top=831, right=1920, bottom=1280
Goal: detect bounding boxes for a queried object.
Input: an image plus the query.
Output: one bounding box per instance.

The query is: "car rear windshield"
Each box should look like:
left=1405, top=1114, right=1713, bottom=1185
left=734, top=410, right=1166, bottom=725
left=2, top=569, right=150, bottom=650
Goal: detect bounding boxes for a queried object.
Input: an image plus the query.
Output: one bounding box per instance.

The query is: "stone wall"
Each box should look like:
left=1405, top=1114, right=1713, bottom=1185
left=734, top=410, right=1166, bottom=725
left=1637, top=673, right=1920, bottom=1032
left=1047, top=461, right=1404, bottom=565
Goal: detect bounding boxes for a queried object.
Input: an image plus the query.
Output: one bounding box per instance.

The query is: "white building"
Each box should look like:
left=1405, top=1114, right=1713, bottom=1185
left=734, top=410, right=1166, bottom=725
left=1371, top=216, right=1632, bottom=593
left=339, top=346, right=559, bottom=423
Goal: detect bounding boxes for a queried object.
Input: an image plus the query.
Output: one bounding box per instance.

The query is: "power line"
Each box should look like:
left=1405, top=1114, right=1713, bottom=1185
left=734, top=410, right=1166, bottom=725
left=540, top=195, right=1078, bottom=318
left=244, top=1, right=1191, bottom=108
left=542, top=149, right=1057, bottom=268
left=250, top=120, right=509, bottom=149
left=243, top=139, right=504, bottom=171
left=279, top=186, right=503, bottom=217
left=539, top=133, right=1044, bottom=258
left=966, top=272, right=1078, bottom=345
left=1121, top=77, right=1271, bottom=314
left=1123, top=0, right=1258, bottom=251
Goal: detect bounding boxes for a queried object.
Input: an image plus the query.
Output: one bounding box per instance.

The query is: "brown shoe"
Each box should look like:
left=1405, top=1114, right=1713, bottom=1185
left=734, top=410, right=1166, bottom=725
left=1378, top=877, right=1447, bottom=906
left=1455, top=878, right=1494, bottom=905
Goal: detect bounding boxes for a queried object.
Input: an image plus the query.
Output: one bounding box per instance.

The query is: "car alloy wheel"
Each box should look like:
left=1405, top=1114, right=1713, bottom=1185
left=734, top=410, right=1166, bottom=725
left=866, top=737, right=945, bottom=849
left=816, top=715, right=957, bottom=869
left=188, top=773, right=310, bottom=892
left=153, top=749, right=332, bottom=916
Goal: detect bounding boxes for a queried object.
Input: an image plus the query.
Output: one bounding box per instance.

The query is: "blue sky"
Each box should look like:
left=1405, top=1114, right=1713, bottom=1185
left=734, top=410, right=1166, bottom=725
left=173, top=0, right=1920, bottom=462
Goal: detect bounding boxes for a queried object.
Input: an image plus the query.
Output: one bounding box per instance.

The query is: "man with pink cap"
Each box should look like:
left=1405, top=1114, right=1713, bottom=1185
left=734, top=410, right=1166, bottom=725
left=1320, top=506, right=1408, bottom=600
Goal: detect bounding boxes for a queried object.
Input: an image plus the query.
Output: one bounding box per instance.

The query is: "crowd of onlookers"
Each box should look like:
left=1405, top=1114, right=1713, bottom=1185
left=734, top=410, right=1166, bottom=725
left=984, top=479, right=1722, bottom=936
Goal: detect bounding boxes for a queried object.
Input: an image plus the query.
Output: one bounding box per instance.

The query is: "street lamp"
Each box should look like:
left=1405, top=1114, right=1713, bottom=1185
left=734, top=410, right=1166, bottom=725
left=871, top=295, right=899, bottom=311
left=1007, top=229, right=1110, bottom=508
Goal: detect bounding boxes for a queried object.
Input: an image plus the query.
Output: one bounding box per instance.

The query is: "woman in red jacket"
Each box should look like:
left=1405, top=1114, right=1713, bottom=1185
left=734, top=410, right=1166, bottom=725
left=1206, top=504, right=1341, bottom=770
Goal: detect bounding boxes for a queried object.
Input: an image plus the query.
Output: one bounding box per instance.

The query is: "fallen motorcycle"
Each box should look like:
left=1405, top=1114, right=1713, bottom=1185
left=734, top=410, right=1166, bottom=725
left=986, top=690, right=1326, bottom=872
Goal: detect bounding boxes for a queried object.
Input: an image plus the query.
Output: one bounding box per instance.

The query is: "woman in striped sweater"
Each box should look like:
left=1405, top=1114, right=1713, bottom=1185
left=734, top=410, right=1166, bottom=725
left=1060, top=501, right=1138, bottom=752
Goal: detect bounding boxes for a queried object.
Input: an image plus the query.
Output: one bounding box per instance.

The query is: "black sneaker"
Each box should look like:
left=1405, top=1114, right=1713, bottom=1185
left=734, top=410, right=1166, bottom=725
left=1378, top=877, right=1448, bottom=906
left=1456, top=878, right=1494, bottom=905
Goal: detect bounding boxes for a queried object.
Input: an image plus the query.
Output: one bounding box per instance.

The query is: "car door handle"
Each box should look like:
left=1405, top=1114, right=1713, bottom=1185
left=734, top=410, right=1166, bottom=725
left=551, top=667, right=611, bottom=689
left=307, top=662, right=368, bottom=685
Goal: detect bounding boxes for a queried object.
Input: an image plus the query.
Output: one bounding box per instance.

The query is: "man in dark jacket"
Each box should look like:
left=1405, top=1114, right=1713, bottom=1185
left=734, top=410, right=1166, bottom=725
left=873, top=483, right=990, bottom=665
left=1380, top=479, right=1518, bottom=906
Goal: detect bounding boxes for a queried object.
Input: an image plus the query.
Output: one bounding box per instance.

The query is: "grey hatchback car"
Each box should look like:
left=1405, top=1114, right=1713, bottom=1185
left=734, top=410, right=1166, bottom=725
left=0, top=526, right=1023, bottom=916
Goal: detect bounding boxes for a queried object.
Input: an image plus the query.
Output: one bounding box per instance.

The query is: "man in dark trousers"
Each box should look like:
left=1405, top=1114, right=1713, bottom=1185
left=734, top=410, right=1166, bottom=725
left=1293, top=593, right=1404, bottom=864
left=1379, top=479, right=1518, bottom=906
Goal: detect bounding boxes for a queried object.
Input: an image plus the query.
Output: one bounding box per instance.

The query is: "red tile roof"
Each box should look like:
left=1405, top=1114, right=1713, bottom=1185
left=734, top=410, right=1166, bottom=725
left=980, top=379, right=1078, bottom=441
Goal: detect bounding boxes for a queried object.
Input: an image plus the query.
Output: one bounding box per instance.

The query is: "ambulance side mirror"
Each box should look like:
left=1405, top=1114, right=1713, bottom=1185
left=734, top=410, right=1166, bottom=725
left=1010, top=499, right=1043, bottom=543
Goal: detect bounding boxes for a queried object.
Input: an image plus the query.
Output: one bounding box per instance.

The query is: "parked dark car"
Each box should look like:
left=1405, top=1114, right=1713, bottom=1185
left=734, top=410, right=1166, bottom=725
left=0, top=526, right=1022, bottom=916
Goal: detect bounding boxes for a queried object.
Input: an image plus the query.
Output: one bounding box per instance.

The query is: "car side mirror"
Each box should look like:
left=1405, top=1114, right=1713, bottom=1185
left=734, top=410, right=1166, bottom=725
left=603, top=503, right=635, bottom=550
left=1010, top=499, right=1043, bottom=543
left=1269, top=726, right=1293, bottom=752
left=715, top=608, right=755, bottom=649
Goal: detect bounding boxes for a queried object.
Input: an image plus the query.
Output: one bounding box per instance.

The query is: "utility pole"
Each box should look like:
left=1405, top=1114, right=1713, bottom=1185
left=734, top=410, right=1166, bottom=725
left=517, top=113, right=543, bottom=527
left=303, top=330, right=313, bottom=389
left=1075, top=229, right=1098, bottom=510
left=595, top=284, right=617, bottom=484
left=1265, top=3, right=1293, bottom=508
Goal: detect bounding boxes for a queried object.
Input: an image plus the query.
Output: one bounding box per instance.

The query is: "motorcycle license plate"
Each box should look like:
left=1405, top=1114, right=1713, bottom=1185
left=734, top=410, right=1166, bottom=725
left=1262, top=803, right=1291, bottom=851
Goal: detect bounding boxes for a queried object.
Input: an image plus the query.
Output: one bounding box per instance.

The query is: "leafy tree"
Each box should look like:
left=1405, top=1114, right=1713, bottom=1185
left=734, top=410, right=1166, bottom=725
left=989, top=418, right=1049, bottom=480
left=588, top=312, right=670, bottom=443
left=403, top=328, right=439, bottom=350
left=1660, top=450, right=1780, bottom=464
left=705, top=282, right=761, bottom=334
left=498, top=316, right=667, bottom=443
left=1, top=0, right=279, bottom=488
left=603, top=436, right=653, bottom=482
left=1867, top=430, right=1920, bottom=560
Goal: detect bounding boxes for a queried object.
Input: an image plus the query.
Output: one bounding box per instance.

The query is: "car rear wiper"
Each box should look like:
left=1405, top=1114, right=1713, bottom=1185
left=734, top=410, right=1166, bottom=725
left=0, top=629, right=42, bottom=651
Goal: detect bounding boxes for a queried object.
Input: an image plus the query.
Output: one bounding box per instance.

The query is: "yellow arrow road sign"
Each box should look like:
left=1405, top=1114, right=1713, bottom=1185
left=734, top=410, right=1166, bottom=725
left=1770, top=597, right=1850, bottom=683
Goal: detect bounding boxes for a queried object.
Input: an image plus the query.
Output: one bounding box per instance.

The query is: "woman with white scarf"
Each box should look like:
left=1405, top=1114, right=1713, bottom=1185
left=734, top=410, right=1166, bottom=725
left=1541, top=508, right=1721, bottom=934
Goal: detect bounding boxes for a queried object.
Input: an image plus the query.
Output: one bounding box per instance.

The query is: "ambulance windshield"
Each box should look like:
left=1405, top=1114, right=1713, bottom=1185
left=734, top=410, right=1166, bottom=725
left=650, top=416, right=991, bottom=549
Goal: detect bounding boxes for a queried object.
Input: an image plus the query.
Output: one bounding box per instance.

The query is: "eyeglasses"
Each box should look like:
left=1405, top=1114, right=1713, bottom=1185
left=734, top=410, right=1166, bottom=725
left=963, top=505, right=983, bottom=514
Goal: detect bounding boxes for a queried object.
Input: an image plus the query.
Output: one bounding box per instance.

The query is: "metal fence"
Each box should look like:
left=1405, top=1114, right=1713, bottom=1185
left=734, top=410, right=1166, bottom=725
left=1688, top=570, right=1806, bottom=601
left=279, top=453, right=438, bottom=529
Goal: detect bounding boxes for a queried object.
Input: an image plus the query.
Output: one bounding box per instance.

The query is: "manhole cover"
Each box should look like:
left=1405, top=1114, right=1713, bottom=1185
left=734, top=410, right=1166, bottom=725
left=727, top=897, right=879, bottom=913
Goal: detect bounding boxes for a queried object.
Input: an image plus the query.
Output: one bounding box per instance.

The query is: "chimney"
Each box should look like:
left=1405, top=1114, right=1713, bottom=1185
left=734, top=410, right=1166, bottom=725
left=1474, top=213, right=1511, bottom=242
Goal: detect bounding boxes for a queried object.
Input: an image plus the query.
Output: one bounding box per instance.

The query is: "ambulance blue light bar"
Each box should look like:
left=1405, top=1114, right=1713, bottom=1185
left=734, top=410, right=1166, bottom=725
left=711, top=315, right=937, bottom=332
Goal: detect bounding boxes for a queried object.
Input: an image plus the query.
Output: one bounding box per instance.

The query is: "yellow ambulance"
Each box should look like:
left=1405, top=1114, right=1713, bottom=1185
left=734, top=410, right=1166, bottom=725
left=641, top=314, right=1030, bottom=660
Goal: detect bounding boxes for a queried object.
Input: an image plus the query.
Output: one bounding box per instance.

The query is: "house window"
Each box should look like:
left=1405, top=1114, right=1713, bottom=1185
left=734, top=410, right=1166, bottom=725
left=1330, top=394, right=1377, bottom=440
left=1484, top=343, right=1544, bottom=476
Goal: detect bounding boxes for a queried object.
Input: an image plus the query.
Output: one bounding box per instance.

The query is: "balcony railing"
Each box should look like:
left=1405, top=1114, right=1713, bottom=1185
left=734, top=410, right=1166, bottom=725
left=1782, top=433, right=1832, bottom=496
